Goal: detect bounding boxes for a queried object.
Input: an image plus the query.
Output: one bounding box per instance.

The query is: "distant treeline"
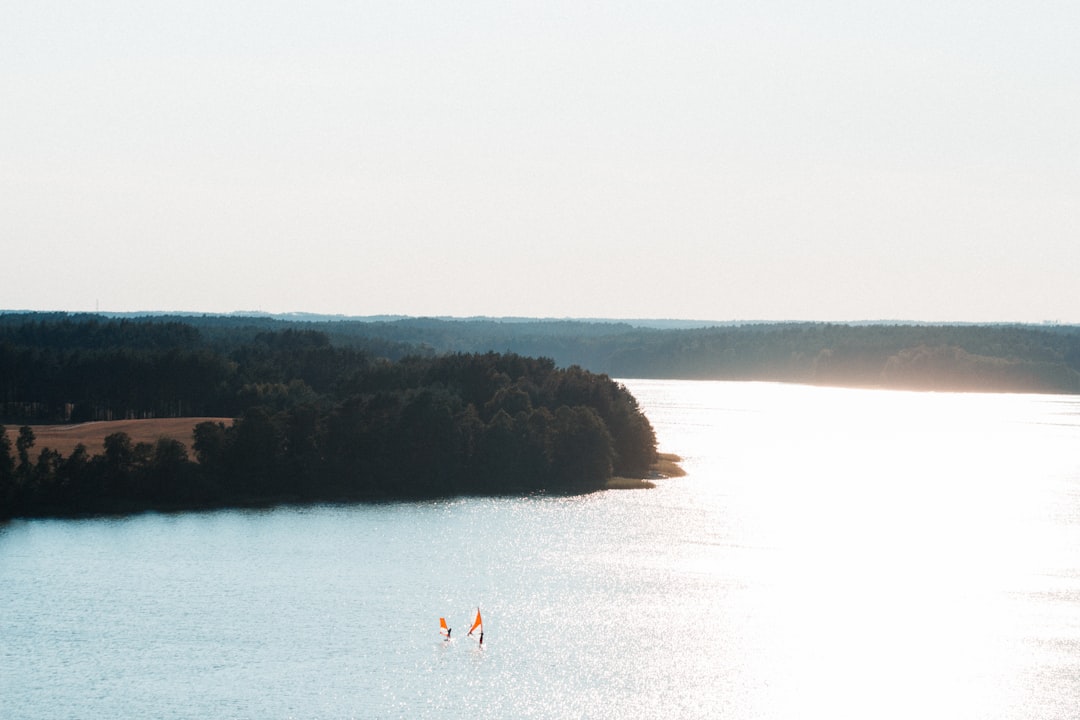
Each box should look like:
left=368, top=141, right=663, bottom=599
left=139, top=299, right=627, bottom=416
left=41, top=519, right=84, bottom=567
left=594, top=323, right=1080, bottom=394
left=4, top=315, right=1080, bottom=425
left=5, top=313, right=1080, bottom=406
left=302, top=319, right=1080, bottom=394
left=0, top=320, right=657, bottom=517
left=10, top=313, right=1076, bottom=394
left=296, top=317, right=1080, bottom=393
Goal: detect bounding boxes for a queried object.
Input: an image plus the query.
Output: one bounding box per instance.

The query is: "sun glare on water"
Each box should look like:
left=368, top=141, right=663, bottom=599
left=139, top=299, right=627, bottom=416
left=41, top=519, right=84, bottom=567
left=625, top=380, right=1080, bottom=719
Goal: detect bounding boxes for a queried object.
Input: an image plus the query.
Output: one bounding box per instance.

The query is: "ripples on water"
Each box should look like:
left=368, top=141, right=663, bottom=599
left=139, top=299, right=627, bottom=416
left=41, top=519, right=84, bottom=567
left=3, top=380, right=1080, bottom=718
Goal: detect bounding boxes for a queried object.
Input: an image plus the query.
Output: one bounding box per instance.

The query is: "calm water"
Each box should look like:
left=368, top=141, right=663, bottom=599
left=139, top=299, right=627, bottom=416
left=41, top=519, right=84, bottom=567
left=4, top=380, right=1080, bottom=719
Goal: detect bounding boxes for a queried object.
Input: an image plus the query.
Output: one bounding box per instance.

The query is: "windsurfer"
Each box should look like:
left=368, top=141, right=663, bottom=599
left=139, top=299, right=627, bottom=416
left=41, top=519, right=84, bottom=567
left=439, top=616, right=451, bottom=641
left=467, top=608, right=483, bottom=643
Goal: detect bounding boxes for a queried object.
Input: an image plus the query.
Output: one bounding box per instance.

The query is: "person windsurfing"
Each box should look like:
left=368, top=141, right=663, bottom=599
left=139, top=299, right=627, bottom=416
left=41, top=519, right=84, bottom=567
left=439, top=617, right=451, bottom=641
left=467, top=608, right=483, bottom=646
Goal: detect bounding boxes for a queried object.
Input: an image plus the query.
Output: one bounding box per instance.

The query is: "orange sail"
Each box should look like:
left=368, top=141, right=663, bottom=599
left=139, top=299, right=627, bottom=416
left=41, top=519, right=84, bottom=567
left=467, top=608, right=483, bottom=636
left=439, top=617, right=449, bottom=638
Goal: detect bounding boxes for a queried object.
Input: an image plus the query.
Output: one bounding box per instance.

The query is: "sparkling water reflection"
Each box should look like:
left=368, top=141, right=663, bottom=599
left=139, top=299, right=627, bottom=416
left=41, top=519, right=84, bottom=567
left=3, top=380, right=1080, bottom=718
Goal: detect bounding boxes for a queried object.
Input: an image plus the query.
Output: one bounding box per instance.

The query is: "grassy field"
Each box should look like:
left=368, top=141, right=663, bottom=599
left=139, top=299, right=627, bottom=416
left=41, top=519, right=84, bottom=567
left=15, top=418, right=234, bottom=460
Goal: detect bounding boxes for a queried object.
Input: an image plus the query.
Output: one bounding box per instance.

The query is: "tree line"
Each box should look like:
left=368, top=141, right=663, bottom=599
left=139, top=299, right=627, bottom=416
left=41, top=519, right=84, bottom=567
left=322, top=319, right=1080, bottom=393
left=0, top=322, right=658, bottom=517
left=10, top=313, right=1079, bottom=395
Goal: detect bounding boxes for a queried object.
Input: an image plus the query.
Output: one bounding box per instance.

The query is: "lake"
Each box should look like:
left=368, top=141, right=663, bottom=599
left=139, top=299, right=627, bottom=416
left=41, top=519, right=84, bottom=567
left=3, top=379, right=1080, bottom=719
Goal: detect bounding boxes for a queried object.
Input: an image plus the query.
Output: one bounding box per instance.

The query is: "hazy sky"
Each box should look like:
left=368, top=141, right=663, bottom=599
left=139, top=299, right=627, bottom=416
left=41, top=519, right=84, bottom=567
left=3, top=1, right=1077, bottom=322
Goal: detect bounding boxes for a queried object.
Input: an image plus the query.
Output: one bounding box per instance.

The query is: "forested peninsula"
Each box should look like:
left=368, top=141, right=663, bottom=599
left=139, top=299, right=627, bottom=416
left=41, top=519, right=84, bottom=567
left=4, top=312, right=1080, bottom=517
left=0, top=317, right=658, bottom=518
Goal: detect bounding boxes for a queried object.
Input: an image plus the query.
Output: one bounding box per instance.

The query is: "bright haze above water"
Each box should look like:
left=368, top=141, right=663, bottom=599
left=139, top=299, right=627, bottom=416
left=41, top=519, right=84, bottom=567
left=2, top=1, right=1078, bottom=323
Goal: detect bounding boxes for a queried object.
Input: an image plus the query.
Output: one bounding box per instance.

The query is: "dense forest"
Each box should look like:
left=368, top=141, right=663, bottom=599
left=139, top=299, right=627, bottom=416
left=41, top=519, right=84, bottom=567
left=13, top=313, right=1077, bottom=394
left=0, top=317, right=658, bottom=518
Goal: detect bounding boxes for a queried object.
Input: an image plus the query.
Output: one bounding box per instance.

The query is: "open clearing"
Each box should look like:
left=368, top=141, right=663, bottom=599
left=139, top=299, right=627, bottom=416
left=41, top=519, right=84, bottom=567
left=14, top=418, right=234, bottom=459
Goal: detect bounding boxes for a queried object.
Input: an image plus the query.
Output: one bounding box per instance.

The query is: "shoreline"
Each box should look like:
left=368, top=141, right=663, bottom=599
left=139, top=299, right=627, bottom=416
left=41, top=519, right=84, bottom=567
left=606, top=452, right=685, bottom=490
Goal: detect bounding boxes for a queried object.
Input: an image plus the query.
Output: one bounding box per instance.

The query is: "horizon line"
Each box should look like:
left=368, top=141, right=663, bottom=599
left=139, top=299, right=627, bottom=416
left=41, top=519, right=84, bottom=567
left=0, top=309, right=1074, bottom=328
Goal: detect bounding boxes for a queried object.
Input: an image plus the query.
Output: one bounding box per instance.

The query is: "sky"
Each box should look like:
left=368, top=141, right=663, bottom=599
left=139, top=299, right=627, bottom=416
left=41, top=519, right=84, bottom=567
left=2, top=1, right=1078, bottom=323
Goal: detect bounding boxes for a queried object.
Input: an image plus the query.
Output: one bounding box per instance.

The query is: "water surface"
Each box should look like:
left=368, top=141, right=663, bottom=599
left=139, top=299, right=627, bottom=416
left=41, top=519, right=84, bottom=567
left=4, top=380, right=1080, bottom=718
